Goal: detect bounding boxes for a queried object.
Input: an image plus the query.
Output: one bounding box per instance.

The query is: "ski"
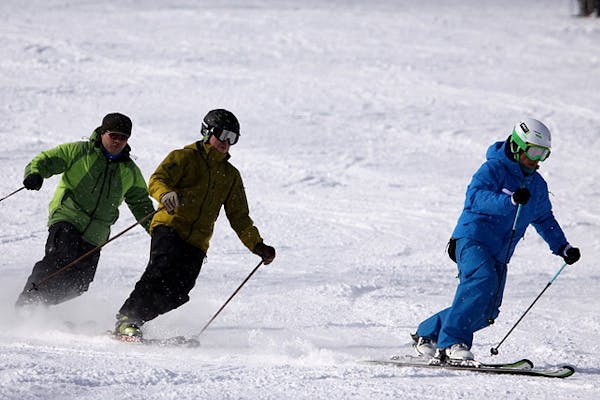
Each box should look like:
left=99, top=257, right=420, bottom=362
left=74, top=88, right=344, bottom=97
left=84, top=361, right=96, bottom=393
left=392, top=354, right=534, bottom=369
left=106, top=331, right=201, bottom=348
left=363, top=357, right=574, bottom=378
left=137, top=336, right=200, bottom=348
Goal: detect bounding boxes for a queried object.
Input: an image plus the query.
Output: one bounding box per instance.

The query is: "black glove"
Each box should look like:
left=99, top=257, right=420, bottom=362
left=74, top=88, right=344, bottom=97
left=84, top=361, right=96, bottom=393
left=561, top=245, right=581, bottom=265
left=23, top=173, right=43, bottom=191
left=512, top=187, right=531, bottom=205
left=254, top=242, right=276, bottom=265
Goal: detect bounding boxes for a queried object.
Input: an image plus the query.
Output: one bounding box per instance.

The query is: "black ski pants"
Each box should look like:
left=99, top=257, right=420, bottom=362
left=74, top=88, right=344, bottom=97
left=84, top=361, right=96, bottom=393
left=118, top=225, right=205, bottom=324
left=16, top=222, right=101, bottom=306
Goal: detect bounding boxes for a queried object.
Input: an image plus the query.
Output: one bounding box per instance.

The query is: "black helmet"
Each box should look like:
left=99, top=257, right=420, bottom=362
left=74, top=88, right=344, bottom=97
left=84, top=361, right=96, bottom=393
left=201, top=109, right=240, bottom=144
left=204, top=109, right=239, bottom=132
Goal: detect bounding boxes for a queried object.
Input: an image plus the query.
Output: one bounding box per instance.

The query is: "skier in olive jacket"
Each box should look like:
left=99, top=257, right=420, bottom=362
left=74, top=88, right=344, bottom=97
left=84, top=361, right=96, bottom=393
left=115, top=109, right=276, bottom=338
left=16, top=113, right=155, bottom=307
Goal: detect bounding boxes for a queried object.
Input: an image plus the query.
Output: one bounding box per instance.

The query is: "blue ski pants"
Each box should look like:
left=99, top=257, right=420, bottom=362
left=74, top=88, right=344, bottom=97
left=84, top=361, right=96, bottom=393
left=416, top=238, right=507, bottom=349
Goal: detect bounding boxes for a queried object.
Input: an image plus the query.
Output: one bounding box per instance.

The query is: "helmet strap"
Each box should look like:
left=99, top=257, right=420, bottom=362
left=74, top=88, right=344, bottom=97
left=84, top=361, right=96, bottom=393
left=509, top=138, right=522, bottom=161
left=201, top=123, right=212, bottom=143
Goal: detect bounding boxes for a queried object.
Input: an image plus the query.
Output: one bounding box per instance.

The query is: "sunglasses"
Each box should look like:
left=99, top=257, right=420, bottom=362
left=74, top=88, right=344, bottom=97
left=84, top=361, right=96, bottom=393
left=524, top=144, right=551, bottom=162
left=202, top=124, right=239, bottom=145
left=106, top=131, right=130, bottom=141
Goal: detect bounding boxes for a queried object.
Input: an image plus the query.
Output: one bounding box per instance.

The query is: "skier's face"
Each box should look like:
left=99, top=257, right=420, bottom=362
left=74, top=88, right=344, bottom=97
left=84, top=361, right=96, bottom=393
left=209, top=133, right=231, bottom=154
left=101, top=131, right=129, bottom=155
left=519, top=151, right=540, bottom=170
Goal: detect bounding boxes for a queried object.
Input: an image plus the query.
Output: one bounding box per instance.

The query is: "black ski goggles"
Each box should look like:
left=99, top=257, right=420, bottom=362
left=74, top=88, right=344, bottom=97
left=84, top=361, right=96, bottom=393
left=106, top=131, right=130, bottom=141
left=202, top=123, right=240, bottom=145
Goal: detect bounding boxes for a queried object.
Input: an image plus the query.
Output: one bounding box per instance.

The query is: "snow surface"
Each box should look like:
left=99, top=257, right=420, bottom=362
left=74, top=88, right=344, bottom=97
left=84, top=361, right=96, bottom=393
left=1, top=0, right=599, bottom=399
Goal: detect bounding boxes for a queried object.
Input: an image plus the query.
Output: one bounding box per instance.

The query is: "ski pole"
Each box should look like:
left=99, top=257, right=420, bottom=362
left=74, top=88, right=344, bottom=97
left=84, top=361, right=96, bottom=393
left=0, top=186, right=25, bottom=203
left=490, top=261, right=569, bottom=356
left=28, top=209, right=158, bottom=292
left=487, top=204, right=522, bottom=324
left=194, top=260, right=264, bottom=338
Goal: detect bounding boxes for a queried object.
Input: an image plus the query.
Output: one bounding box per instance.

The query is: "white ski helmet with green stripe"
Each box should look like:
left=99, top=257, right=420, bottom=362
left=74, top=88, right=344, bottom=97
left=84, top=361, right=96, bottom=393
left=511, top=118, right=551, bottom=150
left=510, top=118, right=552, bottom=161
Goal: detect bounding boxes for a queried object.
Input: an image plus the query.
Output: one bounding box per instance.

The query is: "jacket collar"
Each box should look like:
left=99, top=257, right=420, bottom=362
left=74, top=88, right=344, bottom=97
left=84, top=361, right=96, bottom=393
left=501, top=136, right=537, bottom=176
left=196, top=141, right=230, bottom=163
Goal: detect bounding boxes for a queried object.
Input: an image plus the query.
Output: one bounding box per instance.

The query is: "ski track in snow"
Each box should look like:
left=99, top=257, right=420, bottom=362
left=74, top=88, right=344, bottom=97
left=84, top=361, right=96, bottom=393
left=1, top=0, right=600, bottom=399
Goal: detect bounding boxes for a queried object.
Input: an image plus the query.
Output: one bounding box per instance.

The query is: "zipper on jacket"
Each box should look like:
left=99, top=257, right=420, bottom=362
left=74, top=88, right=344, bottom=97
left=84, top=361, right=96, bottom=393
left=82, top=159, right=111, bottom=236
left=186, top=155, right=212, bottom=241
left=487, top=175, right=529, bottom=323
left=106, top=165, right=115, bottom=199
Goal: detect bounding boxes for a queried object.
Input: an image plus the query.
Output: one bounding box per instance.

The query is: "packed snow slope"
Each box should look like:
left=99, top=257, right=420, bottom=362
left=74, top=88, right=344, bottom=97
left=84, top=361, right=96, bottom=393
left=1, top=1, right=599, bottom=399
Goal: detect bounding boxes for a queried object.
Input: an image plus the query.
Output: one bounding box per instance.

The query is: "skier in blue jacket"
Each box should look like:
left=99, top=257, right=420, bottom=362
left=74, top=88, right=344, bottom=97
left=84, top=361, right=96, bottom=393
left=413, top=118, right=581, bottom=363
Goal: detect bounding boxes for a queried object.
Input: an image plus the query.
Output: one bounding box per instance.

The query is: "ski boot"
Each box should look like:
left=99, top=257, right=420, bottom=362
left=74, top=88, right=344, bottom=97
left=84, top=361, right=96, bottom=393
left=114, top=314, right=143, bottom=342
left=433, top=343, right=478, bottom=367
left=411, top=333, right=436, bottom=357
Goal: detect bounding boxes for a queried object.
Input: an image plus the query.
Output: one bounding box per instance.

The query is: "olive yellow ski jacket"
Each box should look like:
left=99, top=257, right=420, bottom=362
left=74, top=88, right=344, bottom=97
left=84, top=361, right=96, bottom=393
left=149, top=141, right=263, bottom=253
left=24, top=130, right=155, bottom=246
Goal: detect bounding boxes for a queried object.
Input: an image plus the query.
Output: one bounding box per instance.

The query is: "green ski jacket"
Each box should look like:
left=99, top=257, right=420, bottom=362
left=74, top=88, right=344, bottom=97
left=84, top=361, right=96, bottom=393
left=24, top=130, right=155, bottom=246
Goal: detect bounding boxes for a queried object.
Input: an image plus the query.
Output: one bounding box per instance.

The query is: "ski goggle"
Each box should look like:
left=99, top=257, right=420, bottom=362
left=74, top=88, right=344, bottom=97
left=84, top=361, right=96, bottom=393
left=106, top=131, right=130, bottom=141
left=202, top=124, right=240, bottom=145
left=523, top=144, right=551, bottom=162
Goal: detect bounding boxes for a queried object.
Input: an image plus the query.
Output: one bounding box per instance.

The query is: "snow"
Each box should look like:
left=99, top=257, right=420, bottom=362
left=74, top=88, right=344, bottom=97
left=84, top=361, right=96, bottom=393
left=1, top=0, right=599, bottom=398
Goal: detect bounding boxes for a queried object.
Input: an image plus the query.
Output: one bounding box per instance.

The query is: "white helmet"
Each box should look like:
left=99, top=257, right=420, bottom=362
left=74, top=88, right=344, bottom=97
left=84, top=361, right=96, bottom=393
left=510, top=118, right=552, bottom=161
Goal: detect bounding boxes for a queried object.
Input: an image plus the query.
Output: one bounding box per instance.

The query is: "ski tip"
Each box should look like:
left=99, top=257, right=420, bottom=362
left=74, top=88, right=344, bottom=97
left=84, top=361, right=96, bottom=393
left=537, top=365, right=576, bottom=378
left=504, top=358, right=534, bottom=369
left=522, top=359, right=534, bottom=368
left=560, top=365, right=576, bottom=377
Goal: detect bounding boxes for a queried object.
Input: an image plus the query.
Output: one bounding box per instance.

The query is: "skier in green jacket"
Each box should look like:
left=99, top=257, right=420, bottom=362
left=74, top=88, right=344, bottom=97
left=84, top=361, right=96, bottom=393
left=16, top=113, right=155, bottom=307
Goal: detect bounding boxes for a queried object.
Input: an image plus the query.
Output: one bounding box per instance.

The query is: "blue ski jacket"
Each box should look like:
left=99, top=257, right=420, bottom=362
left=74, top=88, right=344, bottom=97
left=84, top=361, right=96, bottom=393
left=451, top=139, right=568, bottom=263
